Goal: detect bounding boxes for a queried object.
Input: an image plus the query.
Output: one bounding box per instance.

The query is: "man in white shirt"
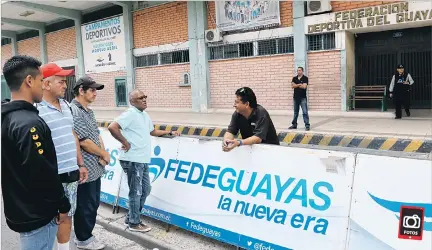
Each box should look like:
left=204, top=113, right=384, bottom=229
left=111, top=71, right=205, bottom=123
left=108, top=89, right=180, bottom=232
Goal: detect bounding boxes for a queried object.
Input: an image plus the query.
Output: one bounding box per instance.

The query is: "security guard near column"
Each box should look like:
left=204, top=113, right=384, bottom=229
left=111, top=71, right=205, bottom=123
left=389, top=64, right=414, bottom=119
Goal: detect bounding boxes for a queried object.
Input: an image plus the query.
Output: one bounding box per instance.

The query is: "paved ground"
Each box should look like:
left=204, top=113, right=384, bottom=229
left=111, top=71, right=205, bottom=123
left=93, top=108, right=432, bottom=140
left=97, top=204, right=235, bottom=250
left=1, top=203, right=149, bottom=250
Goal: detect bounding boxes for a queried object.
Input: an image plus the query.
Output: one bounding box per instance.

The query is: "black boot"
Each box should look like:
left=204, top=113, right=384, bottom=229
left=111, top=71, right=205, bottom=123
left=405, top=109, right=410, bottom=117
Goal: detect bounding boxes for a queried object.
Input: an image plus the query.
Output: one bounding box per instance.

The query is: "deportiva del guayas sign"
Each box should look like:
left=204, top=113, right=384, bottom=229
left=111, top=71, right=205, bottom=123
left=308, top=2, right=432, bottom=34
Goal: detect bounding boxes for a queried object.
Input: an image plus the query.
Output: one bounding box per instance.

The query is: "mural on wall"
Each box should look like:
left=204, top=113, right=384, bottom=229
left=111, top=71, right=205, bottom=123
left=216, top=1, right=280, bottom=31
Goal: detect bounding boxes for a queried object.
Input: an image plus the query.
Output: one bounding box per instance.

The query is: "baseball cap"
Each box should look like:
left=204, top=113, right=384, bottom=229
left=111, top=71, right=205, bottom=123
left=397, top=64, right=404, bottom=69
left=40, top=63, right=74, bottom=78
left=73, top=76, right=104, bottom=90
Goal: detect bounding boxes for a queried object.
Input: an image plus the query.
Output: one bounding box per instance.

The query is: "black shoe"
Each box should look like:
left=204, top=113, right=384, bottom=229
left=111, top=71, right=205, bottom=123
left=406, top=110, right=411, bottom=117
left=289, top=125, right=297, bottom=129
left=305, top=127, right=310, bottom=131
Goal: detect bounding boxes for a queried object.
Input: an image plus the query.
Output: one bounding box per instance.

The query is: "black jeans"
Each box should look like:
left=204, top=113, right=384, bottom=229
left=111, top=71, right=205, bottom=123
left=74, top=178, right=101, bottom=242
left=292, top=98, right=310, bottom=127
left=393, top=92, right=410, bottom=118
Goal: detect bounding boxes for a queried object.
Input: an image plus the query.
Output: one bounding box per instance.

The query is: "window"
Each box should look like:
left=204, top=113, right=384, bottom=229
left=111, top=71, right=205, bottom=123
left=161, top=50, right=189, bottom=64
left=307, top=33, right=335, bottom=51
left=257, top=37, right=294, bottom=56
left=209, top=42, right=254, bottom=60
left=278, top=37, right=294, bottom=54
left=258, top=39, right=277, bottom=55
left=239, top=42, right=253, bottom=57
left=115, top=78, right=127, bottom=107
left=135, top=54, right=158, bottom=67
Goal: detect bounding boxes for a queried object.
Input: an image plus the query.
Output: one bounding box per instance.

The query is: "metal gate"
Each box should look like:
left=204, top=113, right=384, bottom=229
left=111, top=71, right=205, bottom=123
left=355, top=26, right=432, bottom=109
left=63, top=66, right=76, bottom=103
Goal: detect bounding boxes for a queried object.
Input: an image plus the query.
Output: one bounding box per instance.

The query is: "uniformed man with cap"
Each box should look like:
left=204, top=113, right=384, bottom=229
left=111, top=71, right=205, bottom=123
left=389, top=64, right=414, bottom=119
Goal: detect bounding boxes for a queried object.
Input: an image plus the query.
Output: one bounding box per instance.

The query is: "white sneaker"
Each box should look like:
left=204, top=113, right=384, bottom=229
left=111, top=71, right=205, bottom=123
left=76, top=239, right=106, bottom=250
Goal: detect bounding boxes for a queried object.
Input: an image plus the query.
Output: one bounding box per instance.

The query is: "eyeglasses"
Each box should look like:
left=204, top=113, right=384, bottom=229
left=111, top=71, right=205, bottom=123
left=137, top=95, right=147, bottom=100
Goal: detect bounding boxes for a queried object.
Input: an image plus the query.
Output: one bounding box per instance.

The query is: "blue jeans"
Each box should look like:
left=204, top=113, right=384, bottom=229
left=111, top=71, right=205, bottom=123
left=292, top=98, right=310, bottom=127
left=120, top=161, right=151, bottom=226
left=20, top=218, right=57, bottom=250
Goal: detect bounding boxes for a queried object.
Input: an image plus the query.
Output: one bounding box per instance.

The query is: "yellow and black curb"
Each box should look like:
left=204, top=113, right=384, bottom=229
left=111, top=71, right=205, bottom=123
left=97, top=122, right=432, bottom=154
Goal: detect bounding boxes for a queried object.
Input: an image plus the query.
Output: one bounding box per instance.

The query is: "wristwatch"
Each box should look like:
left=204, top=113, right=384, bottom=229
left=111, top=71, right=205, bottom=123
left=237, top=139, right=243, bottom=146
left=168, top=131, right=173, bottom=136
left=78, top=164, right=85, bottom=168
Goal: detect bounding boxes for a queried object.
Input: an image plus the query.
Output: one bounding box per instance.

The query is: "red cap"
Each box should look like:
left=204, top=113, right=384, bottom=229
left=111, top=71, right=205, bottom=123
left=40, top=63, right=74, bottom=78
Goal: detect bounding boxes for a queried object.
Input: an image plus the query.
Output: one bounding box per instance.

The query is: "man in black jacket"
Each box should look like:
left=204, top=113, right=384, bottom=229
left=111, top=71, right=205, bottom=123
left=1, top=55, right=71, bottom=250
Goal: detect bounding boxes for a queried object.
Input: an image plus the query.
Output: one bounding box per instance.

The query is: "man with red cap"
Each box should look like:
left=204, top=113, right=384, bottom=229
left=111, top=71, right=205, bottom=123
left=37, top=63, right=89, bottom=250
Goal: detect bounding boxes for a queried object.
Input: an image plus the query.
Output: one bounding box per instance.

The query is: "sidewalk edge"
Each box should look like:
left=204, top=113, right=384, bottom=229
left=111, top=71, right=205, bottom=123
left=96, top=216, right=178, bottom=250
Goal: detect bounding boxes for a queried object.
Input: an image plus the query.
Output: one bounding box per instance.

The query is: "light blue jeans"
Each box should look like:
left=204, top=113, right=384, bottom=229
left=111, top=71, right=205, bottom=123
left=120, top=161, right=151, bottom=226
left=20, top=218, right=58, bottom=250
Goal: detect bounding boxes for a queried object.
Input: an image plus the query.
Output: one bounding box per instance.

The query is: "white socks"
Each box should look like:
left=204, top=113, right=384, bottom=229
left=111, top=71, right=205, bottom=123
left=58, top=242, right=69, bottom=250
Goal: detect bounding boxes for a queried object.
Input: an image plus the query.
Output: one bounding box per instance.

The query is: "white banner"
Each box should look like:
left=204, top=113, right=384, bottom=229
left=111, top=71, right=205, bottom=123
left=347, top=154, right=432, bottom=250
left=99, top=129, right=124, bottom=205
left=81, top=16, right=126, bottom=74
left=99, top=130, right=432, bottom=250
left=215, top=1, right=281, bottom=31
left=114, top=136, right=355, bottom=250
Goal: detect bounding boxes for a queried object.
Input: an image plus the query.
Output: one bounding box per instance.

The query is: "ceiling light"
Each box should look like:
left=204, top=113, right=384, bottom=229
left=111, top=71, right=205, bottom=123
left=59, top=1, right=67, bottom=2
left=19, top=10, right=35, bottom=17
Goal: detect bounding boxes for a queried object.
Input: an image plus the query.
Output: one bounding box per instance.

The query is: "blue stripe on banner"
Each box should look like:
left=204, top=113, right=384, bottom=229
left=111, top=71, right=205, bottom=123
left=100, top=191, right=117, bottom=205
left=117, top=197, right=292, bottom=250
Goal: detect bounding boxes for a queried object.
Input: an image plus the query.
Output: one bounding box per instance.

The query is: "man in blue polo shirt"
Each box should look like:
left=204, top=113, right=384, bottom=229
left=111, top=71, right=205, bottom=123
left=108, top=89, right=180, bottom=232
left=37, top=63, right=88, bottom=250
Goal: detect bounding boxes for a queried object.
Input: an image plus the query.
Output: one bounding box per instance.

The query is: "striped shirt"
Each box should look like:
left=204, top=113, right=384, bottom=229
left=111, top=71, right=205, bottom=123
left=70, top=99, right=105, bottom=182
left=36, top=99, right=78, bottom=174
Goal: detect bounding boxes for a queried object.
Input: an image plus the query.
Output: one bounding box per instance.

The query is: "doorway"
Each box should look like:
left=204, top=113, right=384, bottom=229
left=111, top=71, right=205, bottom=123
left=355, top=26, right=431, bottom=109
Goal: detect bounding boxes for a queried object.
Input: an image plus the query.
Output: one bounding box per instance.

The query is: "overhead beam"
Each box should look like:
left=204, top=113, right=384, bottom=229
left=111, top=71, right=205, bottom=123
left=2, top=18, right=45, bottom=30
left=8, top=1, right=81, bottom=21
left=110, top=1, right=133, bottom=9
left=1, top=30, right=17, bottom=39
left=1, top=30, right=18, bottom=56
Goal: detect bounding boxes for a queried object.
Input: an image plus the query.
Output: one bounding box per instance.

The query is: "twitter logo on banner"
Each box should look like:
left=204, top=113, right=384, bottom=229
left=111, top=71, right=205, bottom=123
left=368, top=192, right=432, bottom=231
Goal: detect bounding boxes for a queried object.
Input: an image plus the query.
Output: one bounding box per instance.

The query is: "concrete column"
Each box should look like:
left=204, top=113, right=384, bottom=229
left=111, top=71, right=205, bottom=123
left=39, top=27, right=48, bottom=64
left=342, top=32, right=355, bottom=111
left=188, top=1, right=210, bottom=112
left=122, top=4, right=135, bottom=103
left=11, top=37, right=18, bottom=56
left=75, top=18, right=85, bottom=78
left=293, top=1, right=307, bottom=75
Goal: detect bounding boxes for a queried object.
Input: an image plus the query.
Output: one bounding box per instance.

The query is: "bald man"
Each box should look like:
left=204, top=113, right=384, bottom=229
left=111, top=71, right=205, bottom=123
left=108, top=90, right=180, bottom=232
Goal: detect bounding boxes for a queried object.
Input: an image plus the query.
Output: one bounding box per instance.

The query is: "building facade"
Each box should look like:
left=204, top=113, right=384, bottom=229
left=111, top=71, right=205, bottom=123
left=2, top=1, right=431, bottom=111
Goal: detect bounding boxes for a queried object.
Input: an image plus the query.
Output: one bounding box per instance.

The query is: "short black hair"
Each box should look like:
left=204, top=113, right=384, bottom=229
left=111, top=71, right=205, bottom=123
left=298, top=66, right=304, bottom=71
left=73, top=85, right=90, bottom=97
left=2, top=55, right=42, bottom=92
left=235, top=87, right=257, bottom=108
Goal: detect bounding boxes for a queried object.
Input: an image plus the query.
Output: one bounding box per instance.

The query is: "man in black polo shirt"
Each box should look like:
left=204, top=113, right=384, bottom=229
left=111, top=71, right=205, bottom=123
left=289, top=67, right=310, bottom=131
left=222, top=87, right=279, bottom=152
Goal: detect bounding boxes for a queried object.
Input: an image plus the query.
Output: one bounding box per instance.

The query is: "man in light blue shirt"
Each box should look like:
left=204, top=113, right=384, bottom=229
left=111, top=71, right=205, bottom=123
left=108, top=89, right=180, bottom=233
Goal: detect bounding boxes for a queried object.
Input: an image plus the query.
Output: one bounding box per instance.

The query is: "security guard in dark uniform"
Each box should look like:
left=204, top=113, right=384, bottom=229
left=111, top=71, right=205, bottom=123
left=389, top=64, right=414, bottom=119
